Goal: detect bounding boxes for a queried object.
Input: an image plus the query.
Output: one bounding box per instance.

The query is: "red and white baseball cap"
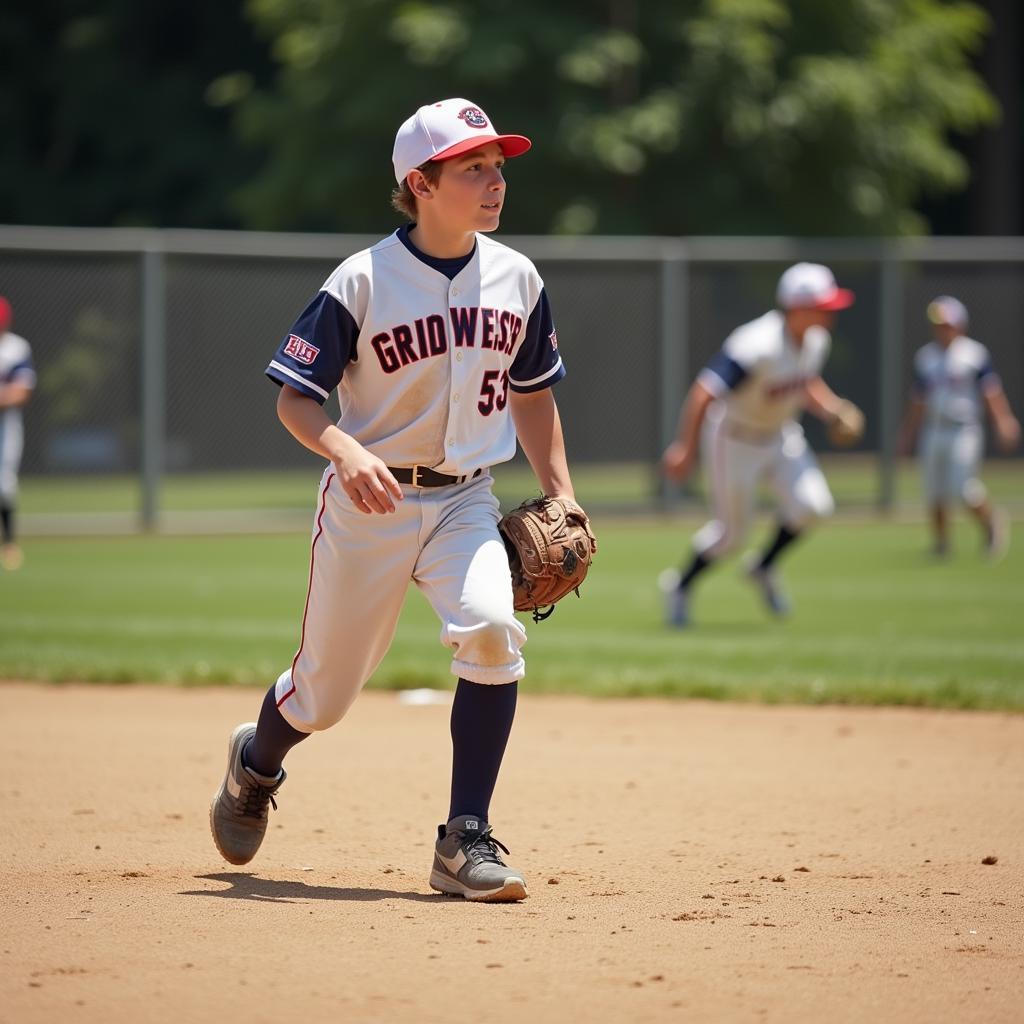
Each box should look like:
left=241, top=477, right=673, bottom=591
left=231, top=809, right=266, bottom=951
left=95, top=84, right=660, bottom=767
left=926, top=295, right=968, bottom=331
left=776, top=263, right=855, bottom=311
left=392, top=98, right=532, bottom=184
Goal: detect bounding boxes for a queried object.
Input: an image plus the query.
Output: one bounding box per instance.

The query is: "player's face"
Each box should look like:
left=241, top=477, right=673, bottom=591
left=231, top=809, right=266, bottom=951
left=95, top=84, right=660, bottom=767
left=433, top=143, right=507, bottom=233
left=932, top=322, right=958, bottom=346
left=786, top=307, right=835, bottom=339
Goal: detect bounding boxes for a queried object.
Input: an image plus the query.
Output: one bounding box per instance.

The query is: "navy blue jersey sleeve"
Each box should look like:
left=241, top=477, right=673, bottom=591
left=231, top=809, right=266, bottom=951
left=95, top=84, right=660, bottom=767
left=976, top=356, right=1001, bottom=391
left=508, top=288, right=566, bottom=393
left=4, top=357, right=35, bottom=385
left=266, top=291, right=358, bottom=404
left=699, top=350, right=749, bottom=394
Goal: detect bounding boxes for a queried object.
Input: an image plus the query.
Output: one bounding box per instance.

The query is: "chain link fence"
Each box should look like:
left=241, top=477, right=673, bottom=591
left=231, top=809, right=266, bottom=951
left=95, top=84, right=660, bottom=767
left=1, top=227, right=1022, bottom=532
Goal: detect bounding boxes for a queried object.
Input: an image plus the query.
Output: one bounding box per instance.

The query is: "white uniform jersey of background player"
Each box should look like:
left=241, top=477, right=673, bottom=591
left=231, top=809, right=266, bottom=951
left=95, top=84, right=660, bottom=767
left=210, top=97, right=579, bottom=904
left=898, top=295, right=1021, bottom=559
left=0, top=296, right=37, bottom=571
left=660, top=263, right=858, bottom=627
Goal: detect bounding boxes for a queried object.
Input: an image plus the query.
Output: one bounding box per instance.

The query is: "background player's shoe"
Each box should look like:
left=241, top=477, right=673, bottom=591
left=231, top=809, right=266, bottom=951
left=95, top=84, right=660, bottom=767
left=658, top=568, right=690, bottom=628
left=429, top=815, right=528, bottom=902
left=985, top=507, right=1010, bottom=562
left=210, top=722, right=286, bottom=866
left=742, top=555, right=791, bottom=617
left=1, top=543, right=23, bottom=571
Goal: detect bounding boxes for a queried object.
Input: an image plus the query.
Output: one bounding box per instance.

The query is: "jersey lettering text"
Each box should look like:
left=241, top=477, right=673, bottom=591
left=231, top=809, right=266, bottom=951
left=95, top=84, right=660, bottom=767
left=372, top=307, right=521, bottom=372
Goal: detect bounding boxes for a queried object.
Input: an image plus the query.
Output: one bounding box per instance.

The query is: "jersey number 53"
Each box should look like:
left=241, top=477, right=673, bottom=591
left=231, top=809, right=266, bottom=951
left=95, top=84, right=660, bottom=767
left=478, top=370, right=510, bottom=416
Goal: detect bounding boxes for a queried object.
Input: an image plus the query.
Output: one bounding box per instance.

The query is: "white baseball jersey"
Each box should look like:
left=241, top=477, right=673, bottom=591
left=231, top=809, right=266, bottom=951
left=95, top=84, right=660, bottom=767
left=266, top=225, right=564, bottom=473
left=0, top=331, right=36, bottom=500
left=265, top=225, right=565, bottom=732
left=912, top=335, right=999, bottom=427
left=697, top=310, right=831, bottom=435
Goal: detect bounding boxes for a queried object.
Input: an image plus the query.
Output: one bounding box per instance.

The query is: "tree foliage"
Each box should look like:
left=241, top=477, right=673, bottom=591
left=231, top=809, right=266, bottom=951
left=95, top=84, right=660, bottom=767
left=229, top=0, right=997, bottom=235
left=0, top=0, right=273, bottom=228
left=0, top=0, right=996, bottom=235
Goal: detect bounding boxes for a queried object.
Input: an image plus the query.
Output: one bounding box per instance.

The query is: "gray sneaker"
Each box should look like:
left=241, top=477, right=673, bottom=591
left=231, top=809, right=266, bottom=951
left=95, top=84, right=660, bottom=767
left=658, top=568, right=690, bottom=628
left=429, top=815, right=528, bottom=902
left=743, top=555, right=791, bottom=616
left=209, top=723, right=286, bottom=866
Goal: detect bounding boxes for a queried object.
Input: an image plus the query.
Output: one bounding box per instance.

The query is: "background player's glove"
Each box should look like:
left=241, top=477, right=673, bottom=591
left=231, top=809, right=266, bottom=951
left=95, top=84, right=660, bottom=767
left=499, top=496, right=597, bottom=622
left=827, top=399, right=865, bottom=448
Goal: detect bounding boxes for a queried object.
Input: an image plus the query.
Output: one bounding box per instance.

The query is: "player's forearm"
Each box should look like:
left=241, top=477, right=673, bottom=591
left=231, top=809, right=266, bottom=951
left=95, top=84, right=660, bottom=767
left=510, top=389, right=574, bottom=500
left=0, top=382, right=31, bottom=409
left=984, top=387, right=1016, bottom=426
left=803, top=377, right=841, bottom=421
left=984, top=388, right=1022, bottom=448
left=902, top=401, right=924, bottom=438
left=276, top=385, right=358, bottom=463
left=675, top=381, right=714, bottom=448
left=897, top=399, right=925, bottom=455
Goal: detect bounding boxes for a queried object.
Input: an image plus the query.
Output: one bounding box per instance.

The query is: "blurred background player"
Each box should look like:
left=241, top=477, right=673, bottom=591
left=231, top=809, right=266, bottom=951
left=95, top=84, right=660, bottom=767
left=659, top=263, right=857, bottom=627
left=0, top=297, right=36, bottom=571
left=898, top=295, right=1020, bottom=559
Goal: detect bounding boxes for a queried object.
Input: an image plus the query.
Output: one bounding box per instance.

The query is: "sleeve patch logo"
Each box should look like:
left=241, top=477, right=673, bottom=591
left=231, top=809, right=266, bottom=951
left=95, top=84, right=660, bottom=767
left=283, top=334, right=320, bottom=365
left=548, top=328, right=558, bottom=350
left=459, top=107, right=489, bottom=130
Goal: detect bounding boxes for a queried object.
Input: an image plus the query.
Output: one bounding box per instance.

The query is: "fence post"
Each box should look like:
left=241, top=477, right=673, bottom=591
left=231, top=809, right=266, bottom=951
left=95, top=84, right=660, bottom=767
left=878, top=247, right=904, bottom=511
left=658, top=242, right=689, bottom=507
left=140, top=241, right=166, bottom=531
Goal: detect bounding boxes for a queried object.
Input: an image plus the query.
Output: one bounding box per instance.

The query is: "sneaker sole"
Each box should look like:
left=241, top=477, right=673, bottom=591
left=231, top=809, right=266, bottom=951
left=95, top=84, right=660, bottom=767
left=209, top=722, right=259, bottom=866
left=428, top=869, right=528, bottom=903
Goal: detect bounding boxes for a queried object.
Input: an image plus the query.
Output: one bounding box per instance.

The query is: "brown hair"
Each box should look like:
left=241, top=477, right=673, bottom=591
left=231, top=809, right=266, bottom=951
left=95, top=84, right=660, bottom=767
left=391, top=159, right=444, bottom=220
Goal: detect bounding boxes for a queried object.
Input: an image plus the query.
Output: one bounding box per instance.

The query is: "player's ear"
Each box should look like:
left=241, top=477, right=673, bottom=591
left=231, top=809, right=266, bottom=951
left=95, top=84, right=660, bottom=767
left=407, top=169, right=435, bottom=202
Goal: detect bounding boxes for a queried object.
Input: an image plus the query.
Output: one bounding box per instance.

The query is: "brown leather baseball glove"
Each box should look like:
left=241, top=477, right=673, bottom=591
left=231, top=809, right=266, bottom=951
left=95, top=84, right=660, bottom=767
left=827, top=399, right=865, bottom=448
left=498, top=496, right=597, bottom=622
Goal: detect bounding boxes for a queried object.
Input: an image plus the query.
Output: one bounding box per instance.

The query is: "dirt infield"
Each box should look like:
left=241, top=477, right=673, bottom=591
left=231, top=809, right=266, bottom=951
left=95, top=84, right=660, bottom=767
left=3, top=683, right=1022, bottom=1024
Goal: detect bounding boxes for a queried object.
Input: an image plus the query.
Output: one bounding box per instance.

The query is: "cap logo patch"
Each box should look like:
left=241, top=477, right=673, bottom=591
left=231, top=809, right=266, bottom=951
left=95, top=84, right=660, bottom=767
left=459, top=107, right=489, bottom=129
left=283, top=334, right=320, bottom=365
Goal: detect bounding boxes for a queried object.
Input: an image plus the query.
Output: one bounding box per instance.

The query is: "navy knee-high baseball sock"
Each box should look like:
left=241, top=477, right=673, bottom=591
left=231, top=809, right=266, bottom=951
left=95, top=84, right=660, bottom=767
left=243, top=684, right=310, bottom=777
left=759, top=524, right=801, bottom=570
left=448, top=678, right=518, bottom=823
left=0, top=504, right=12, bottom=545
left=679, top=551, right=711, bottom=589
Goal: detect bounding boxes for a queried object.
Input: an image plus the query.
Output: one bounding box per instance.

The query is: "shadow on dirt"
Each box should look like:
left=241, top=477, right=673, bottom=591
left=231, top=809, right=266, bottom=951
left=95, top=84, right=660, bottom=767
left=181, top=872, right=444, bottom=904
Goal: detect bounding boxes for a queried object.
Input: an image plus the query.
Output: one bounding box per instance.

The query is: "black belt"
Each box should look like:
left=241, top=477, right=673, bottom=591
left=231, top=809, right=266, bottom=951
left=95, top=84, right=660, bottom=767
left=389, top=466, right=484, bottom=488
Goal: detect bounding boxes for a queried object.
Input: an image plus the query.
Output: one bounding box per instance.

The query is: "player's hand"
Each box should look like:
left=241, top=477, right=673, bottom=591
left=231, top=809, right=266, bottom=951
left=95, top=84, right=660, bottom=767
left=996, top=416, right=1021, bottom=453
left=332, top=443, right=403, bottom=515
left=661, top=441, right=696, bottom=482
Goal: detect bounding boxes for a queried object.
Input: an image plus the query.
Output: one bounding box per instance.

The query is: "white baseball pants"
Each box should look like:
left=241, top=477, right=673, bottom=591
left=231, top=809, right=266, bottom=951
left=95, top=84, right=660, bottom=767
left=0, top=412, right=24, bottom=501
left=692, top=415, right=835, bottom=560
left=920, top=423, right=985, bottom=505
left=275, top=469, right=526, bottom=733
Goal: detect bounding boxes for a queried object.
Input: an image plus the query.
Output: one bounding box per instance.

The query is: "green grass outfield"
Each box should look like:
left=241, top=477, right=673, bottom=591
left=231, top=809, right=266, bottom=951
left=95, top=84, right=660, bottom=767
left=1, top=517, right=1021, bottom=710
left=17, top=456, right=1024, bottom=525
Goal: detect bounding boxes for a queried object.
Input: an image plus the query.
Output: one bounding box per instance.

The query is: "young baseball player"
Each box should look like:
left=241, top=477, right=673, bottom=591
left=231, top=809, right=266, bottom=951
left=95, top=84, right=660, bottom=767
left=0, top=297, right=36, bottom=571
left=898, top=295, right=1020, bottom=558
left=210, top=98, right=576, bottom=903
left=659, top=263, right=857, bottom=627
